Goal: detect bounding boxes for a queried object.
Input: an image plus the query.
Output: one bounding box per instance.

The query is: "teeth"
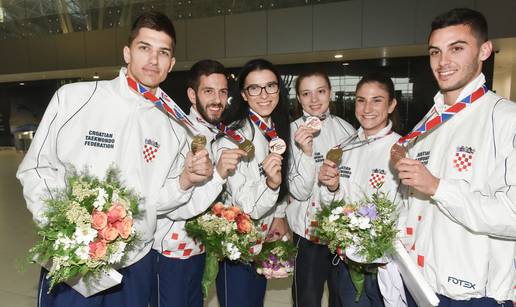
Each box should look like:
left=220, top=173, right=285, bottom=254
left=439, top=71, right=454, bottom=76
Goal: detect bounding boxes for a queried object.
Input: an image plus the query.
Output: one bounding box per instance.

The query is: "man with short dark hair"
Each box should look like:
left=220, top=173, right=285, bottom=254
left=152, top=59, right=246, bottom=307
left=394, top=8, right=515, bottom=306
left=17, top=12, right=214, bottom=307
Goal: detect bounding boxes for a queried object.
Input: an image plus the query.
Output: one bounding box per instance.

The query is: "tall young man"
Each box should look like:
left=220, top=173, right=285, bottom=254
left=152, top=59, right=246, bottom=307
left=394, top=8, right=515, bottom=306
left=17, top=12, right=213, bottom=307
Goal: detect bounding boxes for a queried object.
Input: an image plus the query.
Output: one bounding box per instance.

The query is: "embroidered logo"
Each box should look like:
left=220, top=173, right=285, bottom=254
left=453, top=146, right=475, bottom=172
left=369, top=169, right=386, bottom=189
left=143, top=139, right=160, bottom=163
left=416, top=151, right=430, bottom=165
left=84, top=130, right=115, bottom=149
left=339, top=166, right=351, bottom=178
left=313, top=152, right=324, bottom=163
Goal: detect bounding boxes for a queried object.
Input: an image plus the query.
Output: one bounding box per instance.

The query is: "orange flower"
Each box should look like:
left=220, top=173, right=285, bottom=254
left=222, top=209, right=237, bottom=222
left=91, top=210, right=108, bottom=230
left=211, top=202, right=224, bottom=216
left=113, top=217, right=133, bottom=239
left=236, top=214, right=252, bottom=233
left=107, top=203, right=127, bottom=223
left=228, top=206, right=241, bottom=215
left=99, top=225, right=119, bottom=242
left=89, top=240, right=108, bottom=259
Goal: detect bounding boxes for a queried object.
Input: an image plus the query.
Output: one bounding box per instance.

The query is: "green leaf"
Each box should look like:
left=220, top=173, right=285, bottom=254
left=201, top=253, right=220, bottom=298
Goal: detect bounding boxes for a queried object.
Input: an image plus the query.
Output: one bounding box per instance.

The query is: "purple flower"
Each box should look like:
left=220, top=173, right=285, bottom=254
left=269, top=254, right=278, bottom=263
left=358, top=204, right=378, bottom=220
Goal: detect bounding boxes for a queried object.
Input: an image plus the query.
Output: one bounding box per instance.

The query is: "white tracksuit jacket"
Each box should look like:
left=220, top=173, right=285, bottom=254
left=214, top=118, right=285, bottom=239
left=153, top=107, right=225, bottom=259
left=17, top=68, right=196, bottom=268
left=319, top=121, right=401, bottom=204
left=286, top=112, right=355, bottom=242
left=402, top=73, right=516, bottom=301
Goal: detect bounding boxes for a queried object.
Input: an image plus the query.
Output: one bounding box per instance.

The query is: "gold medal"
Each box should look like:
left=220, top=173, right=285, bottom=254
left=191, top=135, right=207, bottom=154
left=269, top=138, right=287, bottom=155
left=390, top=143, right=406, bottom=165
left=238, top=139, right=255, bottom=160
left=326, top=148, right=343, bottom=164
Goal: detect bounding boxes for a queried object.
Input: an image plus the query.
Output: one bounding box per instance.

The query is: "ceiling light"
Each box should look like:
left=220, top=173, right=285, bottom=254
left=342, top=62, right=350, bottom=66
left=93, top=73, right=100, bottom=79
left=334, top=54, right=343, bottom=59
left=19, top=82, right=25, bottom=85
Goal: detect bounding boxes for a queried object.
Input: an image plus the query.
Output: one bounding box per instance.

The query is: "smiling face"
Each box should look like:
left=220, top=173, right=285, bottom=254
left=123, top=28, right=176, bottom=94
left=188, top=73, right=229, bottom=125
left=355, top=82, right=396, bottom=137
left=241, top=69, right=280, bottom=119
left=296, top=75, right=331, bottom=116
left=428, top=24, right=492, bottom=104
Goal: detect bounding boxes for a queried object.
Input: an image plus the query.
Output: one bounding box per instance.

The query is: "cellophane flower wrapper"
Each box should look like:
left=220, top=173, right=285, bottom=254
left=254, top=237, right=297, bottom=279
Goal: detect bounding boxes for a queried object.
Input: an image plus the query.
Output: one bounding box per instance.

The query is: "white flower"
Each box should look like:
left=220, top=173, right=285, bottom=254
left=329, top=214, right=339, bottom=222
left=75, top=245, right=90, bottom=260
left=54, top=233, right=75, bottom=250
left=112, top=191, right=120, bottom=203
left=358, top=217, right=371, bottom=230
left=370, top=229, right=377, bottom=237
left=93, top=188, right=108, bottom=209
left=281, top=235, right=289, bottom=242
left=108, top=241, right=128, bottom=264
left=349, top=215, right=360, bottom=228
left=331, top=207, right=342, bottom=216
left=74, top=226, right=97, bottom=245
left=225, top=242, right=241, bottom=260
left=108, top=250, right=124, bottom=264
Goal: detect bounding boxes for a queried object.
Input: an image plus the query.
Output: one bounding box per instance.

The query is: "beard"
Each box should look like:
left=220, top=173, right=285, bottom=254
left=196, top=94, right=224, bottom=125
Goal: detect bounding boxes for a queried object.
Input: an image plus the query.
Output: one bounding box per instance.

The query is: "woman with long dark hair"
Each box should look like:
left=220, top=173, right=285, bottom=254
left=214, top=59, right=291, bottom=307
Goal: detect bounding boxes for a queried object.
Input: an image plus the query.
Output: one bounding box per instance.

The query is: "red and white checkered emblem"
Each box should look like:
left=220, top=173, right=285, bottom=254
left=453, top=146, right=474, bottom=172
left=369, top=170, right=385, bottom=189
left=143, top=144, right=158, bottom=163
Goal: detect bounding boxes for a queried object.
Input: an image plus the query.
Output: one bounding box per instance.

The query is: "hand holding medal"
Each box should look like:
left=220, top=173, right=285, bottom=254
left=390, top=143, right=407, bottom=166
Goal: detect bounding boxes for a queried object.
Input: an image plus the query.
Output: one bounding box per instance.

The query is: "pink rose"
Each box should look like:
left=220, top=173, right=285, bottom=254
left=99, top=225, right=119, bottom=242
left=113, top=217, right=133, bottom=239
left=107, top=203, right=127, bottom=223
left=228, top=206, right=241, bottom=215
left=91, top=210, right=108, bottom=230
left=89, top=240, right=108, bottom=259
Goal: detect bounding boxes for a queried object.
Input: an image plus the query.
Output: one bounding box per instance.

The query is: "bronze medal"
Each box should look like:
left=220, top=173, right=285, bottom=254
left=269, top=138, right=287, bottom=155
left=191, top=135, right=207, bottom=154
left=390, top=143, right=407, bottom=165
left=304, top=116, right=322, bottom=131
left=238, top=139, right=255, bottom=160
left=326, top=148, right=343, bottom=164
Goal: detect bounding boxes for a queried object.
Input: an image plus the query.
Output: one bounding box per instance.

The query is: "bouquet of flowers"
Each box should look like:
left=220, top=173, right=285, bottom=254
left=254, top=236, right=296, bottom=279
left=185, top=202, right=263, bottom=297
left=28, top=167, right=141, bottom=293
left=316, top=191, right=398, bottom=300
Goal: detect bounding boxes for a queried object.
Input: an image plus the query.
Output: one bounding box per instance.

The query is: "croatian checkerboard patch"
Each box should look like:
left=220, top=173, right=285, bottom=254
left=143, top=138, right=160, bottom=163
left=369, top=169, right=386, bottom=189
left=453, top=146, right=475, bottom=172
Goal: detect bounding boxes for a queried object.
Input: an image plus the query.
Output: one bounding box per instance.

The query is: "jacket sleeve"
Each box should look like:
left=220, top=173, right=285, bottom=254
left=216, top=139, right=279, bottom=220
left=154, top=132, right=195, bottom=215
left=319, top=184, right=345, bottom=205
left=163, top=170, right=225, bottom=220
left=16, top=90, right=66, bottom=225
left=273, top=198, right=287, bottom=218
left=288, top=144, right=316, bottom=201
left=432, top=146, right=516, bottom=238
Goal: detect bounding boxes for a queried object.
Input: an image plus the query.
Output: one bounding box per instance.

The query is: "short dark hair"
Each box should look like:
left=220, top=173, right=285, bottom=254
left=187, top=60, right=227, bottom=92
left=430, top=8, right=488, bottom=43
left=294, top=69, right=331, bottom=95
left=356, top=72, right=395, bottom=101
left=128, top=11, right=177, bottom=50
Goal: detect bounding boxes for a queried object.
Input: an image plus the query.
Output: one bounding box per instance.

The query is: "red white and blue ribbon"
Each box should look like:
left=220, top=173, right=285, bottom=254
left=397, top=85, right=488, bottom=145
left=216, top=122, right=246, bottom=145
left=248, top=109, right=279, bottom=141
left=127, top=77, right=198, bottom=133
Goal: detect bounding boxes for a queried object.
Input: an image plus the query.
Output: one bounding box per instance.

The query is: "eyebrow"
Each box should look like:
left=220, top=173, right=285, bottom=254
left=428, top=40, right=468, bottom=51
left=137, top=41, right=172, bottom=52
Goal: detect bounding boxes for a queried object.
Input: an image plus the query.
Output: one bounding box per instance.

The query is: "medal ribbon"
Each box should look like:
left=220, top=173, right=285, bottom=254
left=127, top=77, right=198, bottom=133
left=332, top=131, right=393, bottom=152
left=216, top=122, right=247, bottom=144
left=397, top=85, right=487, bottom=145
left=248, top=109, right=279, bottom=141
